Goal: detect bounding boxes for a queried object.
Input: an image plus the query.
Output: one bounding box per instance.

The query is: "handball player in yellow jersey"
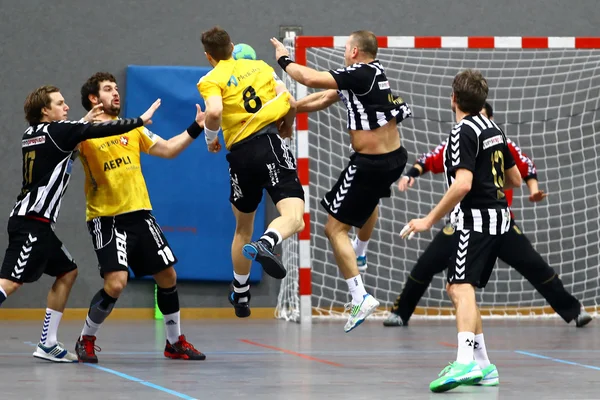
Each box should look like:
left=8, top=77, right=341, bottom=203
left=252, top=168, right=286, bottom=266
left=74, top=72, right=206, bottom=362
left=198, top=27, right=305, bottom=318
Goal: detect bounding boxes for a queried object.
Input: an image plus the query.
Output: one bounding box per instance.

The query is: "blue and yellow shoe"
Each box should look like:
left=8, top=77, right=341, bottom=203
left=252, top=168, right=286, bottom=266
left=242, top=240, right=286, bottom=279
left=429, top=361, right=483, bottom=393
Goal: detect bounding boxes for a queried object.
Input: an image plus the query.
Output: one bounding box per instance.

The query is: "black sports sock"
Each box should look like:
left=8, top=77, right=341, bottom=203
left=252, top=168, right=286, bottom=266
left=157, top=286, right=180, bottom=315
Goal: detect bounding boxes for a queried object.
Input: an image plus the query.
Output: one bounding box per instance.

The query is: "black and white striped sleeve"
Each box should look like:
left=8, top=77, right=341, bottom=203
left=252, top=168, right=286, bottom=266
left=328, top=64, right=372, bottom=92
left=48, top=118, right=144, bottom=151
left=447, top=124, right=478, bottom=173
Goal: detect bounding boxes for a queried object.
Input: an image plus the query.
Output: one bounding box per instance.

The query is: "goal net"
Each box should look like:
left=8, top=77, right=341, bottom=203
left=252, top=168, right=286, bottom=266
left=276, top=36, right=600, bottom=322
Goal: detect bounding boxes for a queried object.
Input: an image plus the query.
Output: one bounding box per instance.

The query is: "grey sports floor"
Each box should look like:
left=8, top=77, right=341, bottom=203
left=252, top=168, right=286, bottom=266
left=1, top=318, right=597, bottom=399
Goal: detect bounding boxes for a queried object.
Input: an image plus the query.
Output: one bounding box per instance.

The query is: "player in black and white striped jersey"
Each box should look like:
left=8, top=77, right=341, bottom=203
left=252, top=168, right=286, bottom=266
left=400, top=70, right=522, bottom=392
left=0, top=85, right=159, bottom=363
left=272, top=31, right=412, bottom=332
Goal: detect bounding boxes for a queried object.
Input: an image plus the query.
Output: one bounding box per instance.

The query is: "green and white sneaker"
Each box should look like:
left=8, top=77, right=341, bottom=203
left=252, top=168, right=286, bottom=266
left=429, top=361, right=483, bottom=393
left=344, top=294, right=380, bottom=333
left=469, top=364, right=499, bottom=386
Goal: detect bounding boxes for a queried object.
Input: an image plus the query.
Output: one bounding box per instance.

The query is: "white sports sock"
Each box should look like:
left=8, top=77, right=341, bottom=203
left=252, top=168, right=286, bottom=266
left=456, top=332, right=475, bottom=364
left=352, top=237, right=369, bottom=257
left=346, top=274, right=368, bottom=304
left=261, top=228, right=283, bottom=248
left=81, top=316, right=101, bottom=339
left=473, top=333, right=491, bottom=368
left=41, top=308, right=62, bottom=347
left=163, top=311, right=181, bottom=344
left=234, top=272, right=250, bottom=286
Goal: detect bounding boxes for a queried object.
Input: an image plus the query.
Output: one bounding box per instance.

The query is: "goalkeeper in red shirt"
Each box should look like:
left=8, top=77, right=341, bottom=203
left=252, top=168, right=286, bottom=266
left=381, top=102, right=592, bottom=328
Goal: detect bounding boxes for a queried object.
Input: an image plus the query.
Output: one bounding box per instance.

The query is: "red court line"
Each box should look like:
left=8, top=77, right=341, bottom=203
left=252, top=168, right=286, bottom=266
left=439, top=341, right=458, bottom=348
left=239, top=339, right=343, bottom=367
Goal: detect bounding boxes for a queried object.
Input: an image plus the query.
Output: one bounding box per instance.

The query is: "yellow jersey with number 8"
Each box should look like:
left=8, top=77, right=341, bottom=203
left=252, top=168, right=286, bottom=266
left=197, top=58, right=291, bottom=150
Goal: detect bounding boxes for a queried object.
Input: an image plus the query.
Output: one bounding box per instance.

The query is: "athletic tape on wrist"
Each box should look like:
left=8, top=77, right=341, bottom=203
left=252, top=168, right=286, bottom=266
left=205, top=127, right=219, bottom=144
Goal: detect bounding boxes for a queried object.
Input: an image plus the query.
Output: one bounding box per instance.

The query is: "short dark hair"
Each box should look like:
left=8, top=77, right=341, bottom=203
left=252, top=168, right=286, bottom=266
left=201, top=26, right=233, bottom=62
left=452, top=69, right=488, bottom=114
left=483, top=102, right=493, bottom=118
left=350, top=30, right=378, bottom=58
left=24, top=85, right=60, bottom=125
left=81, top=72, right=117, bottom=111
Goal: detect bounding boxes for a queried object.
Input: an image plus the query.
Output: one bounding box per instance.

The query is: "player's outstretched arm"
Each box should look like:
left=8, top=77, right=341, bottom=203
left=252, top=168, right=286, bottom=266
left=55, top=99, right=161, bottom=151
left=400, top=168, right=473, bottom=239
left=398, top=164, right=424, bottom=191
left=296, top=90, right=340, bottom=113
left=526, top=178, right=548, bottom=202
left=148, top=104, right=206, bottom=159
left=271, top=38, right=339, bottom=89
left=278, top=94, right=298, bottom=139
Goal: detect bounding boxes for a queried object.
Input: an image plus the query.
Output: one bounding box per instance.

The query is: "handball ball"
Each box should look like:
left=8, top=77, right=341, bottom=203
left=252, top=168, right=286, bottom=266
left=233, top=43, right=257, bottom=60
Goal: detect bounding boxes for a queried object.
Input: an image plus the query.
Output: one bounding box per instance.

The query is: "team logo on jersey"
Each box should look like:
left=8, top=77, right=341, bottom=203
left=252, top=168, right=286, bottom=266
left=512, top=224, right=522, bottom=235
left=483, top=135, right=504, bottom=150
left=22, top=136, right=46, bottom=147
left=228, top=75, right=238, bottom=87
left=443, top=224, right=455, bottom=235
left=120, top=136, right=129, bottom=146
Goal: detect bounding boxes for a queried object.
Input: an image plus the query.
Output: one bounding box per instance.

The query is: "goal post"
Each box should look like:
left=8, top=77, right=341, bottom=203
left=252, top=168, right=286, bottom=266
left=276, top=35, right=600, bottom=323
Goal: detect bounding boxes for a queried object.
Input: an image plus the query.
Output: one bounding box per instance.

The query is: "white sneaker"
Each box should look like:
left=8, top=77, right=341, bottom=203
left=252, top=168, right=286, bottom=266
left=344, top=294, right=380, bottom=333
left=33, top=342, right=78, bottom=363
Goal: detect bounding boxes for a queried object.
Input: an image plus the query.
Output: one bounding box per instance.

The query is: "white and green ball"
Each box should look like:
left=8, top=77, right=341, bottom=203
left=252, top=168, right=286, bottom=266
left=233, top=43, right=257, bottom=60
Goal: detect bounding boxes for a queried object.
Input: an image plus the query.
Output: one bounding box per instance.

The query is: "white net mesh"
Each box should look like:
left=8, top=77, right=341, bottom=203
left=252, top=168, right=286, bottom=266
left=278, top=38, right=600, bottom=320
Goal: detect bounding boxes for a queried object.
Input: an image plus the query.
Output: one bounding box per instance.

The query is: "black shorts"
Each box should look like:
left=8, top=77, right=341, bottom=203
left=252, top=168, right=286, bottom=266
left=87, top=210, right=177, bottom=278
left=321, top=146, right=408, bottom=228
left=447, top=228, right=505, bottom=288
left=0, top=217, right=77, bottom=284
left=226, top=132, right=305, bottom=213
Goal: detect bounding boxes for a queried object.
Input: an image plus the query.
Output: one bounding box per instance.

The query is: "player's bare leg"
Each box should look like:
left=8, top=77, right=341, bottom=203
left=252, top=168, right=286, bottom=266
left=242, top=197, right=305, bottom=279
left=231, top=206, right=256, bottom=317
left=324, top=215, right=379, bottom=332
left=154, top=267, right=205, bottom=360
left=430, top=283, right=482, bottom=392
left=33, top=269, right=79, bottom=362
left=353, top=206, right=378, bottom=273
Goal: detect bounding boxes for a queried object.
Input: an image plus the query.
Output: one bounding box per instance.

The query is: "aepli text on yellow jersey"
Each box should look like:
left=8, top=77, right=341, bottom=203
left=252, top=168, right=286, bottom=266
left=79, top=126, right=159, bottom=220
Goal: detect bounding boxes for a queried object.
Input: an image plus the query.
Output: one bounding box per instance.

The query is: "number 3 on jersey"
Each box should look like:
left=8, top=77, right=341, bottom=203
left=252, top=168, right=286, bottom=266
left=491, top=150, right=505, bottom=199
left=243, top=86, right=262, bottom=113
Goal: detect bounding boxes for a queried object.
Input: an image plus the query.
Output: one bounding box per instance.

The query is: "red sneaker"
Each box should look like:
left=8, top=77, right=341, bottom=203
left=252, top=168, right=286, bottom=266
left=75, top=335, right=101, bottom=363
left=164, top=335, right=206, bottom=360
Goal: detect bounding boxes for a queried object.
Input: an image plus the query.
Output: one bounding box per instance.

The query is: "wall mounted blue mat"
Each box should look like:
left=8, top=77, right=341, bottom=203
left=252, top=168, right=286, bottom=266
left=125, top=65, right=264, bottom=282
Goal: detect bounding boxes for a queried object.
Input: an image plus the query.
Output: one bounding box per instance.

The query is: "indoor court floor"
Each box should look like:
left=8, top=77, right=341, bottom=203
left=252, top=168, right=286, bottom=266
left=1, top=318, right=598, bottom=399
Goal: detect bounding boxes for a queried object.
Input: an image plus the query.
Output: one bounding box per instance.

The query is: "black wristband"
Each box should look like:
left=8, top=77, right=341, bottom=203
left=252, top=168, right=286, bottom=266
left=187, top=121, right=203, bottom=139
left=405, top=166, right=421, bottom=179
left=277, top=55, right=295, bottom=71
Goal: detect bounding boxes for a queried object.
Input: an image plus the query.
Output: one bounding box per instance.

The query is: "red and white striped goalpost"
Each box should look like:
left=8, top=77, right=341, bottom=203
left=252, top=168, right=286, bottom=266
left=292, top=36, right=600, bottom=323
